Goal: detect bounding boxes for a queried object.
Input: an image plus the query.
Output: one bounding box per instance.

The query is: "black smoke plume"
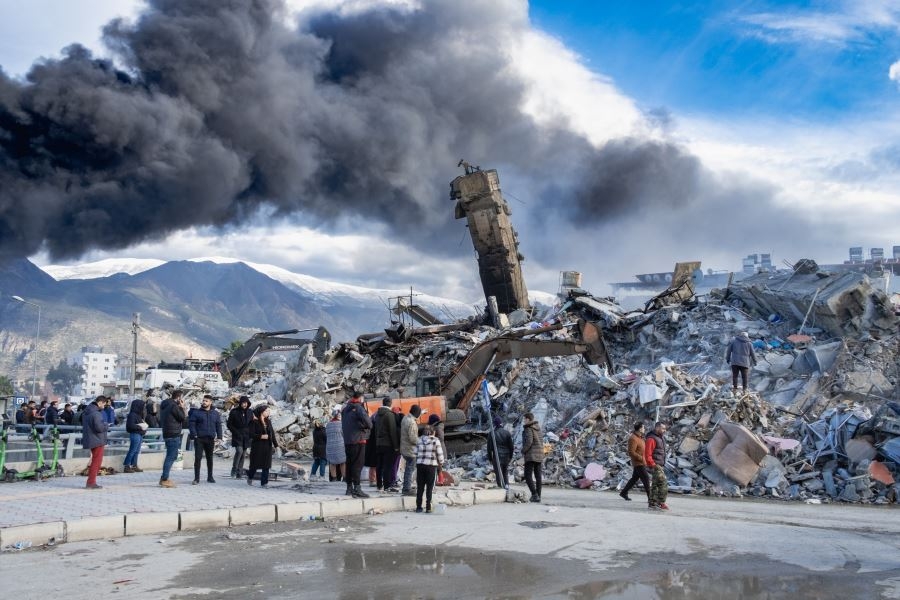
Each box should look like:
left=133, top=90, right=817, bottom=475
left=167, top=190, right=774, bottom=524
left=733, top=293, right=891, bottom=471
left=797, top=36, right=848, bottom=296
left=0, top=0, right=716, bottom=261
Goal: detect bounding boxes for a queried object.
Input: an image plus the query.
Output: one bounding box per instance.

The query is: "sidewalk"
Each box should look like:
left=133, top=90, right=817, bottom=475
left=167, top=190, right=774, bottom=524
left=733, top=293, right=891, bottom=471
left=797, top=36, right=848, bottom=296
left=0, top=457, right=505, bottom=549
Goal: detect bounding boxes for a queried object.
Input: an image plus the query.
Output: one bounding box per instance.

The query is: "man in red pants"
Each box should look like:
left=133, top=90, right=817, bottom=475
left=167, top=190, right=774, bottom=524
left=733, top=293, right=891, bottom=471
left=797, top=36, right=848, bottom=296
left=81, top=395, right=110, bottom=489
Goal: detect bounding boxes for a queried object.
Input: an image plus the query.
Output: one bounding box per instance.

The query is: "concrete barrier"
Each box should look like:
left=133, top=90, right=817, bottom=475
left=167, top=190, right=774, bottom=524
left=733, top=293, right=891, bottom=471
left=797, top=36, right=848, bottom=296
left=126, top=511, right=180, bottom=536
left=474, top=488, right=508, bottom=504
left=276, top=502, right=323, bottom=522
left=321, top=499, right=364, bottom=518
left=363, top=496, right=405, bottom=514
left=180, top=509, right=231, bottom=531
left=67, top=515, right=124, bottom=542
left=0, top=521, right=65, bottom=549
left=230, top=505, right=276, bottom=526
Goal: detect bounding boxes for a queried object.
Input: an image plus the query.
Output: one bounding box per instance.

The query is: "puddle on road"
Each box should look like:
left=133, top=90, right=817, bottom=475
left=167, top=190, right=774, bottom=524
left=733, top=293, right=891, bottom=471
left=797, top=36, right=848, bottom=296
left=171, top=526, right=897, bottom=600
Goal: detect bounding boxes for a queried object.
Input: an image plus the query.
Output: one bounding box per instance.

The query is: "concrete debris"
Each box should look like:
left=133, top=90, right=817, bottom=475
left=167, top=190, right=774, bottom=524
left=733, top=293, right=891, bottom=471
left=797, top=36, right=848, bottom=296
left=215, top=265, right=899, bottom=506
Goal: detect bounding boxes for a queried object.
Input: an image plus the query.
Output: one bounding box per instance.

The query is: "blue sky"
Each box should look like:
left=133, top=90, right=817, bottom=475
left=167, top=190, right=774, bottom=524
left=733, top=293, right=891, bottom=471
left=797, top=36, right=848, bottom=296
left=1, top=0, right=899, bottom=299
left=529, top=1, right=900, bottom=119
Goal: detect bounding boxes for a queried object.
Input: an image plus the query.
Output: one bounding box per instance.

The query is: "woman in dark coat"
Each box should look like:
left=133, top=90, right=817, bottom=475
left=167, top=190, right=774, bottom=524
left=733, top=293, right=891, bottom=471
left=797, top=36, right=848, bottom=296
left=311, top=420, right=328, bottom=480
left=247, top=405, right=279, bottom=488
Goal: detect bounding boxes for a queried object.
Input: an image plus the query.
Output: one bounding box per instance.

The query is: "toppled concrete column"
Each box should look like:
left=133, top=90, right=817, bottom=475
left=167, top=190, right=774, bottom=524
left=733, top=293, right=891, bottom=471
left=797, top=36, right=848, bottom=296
left=727, top=267, right=898, bottom=338
left=451, top=165, right=530, bottom=315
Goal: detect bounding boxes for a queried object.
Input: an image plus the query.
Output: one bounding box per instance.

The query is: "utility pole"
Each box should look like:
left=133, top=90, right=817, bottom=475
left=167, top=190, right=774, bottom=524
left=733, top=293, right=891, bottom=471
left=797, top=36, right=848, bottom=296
left=130, top=313, right=141, bottom=401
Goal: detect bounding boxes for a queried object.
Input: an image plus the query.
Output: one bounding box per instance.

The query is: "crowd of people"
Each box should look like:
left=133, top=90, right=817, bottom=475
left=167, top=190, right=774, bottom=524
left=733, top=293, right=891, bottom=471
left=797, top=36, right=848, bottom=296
left=15, top=387, right=672, bottom=513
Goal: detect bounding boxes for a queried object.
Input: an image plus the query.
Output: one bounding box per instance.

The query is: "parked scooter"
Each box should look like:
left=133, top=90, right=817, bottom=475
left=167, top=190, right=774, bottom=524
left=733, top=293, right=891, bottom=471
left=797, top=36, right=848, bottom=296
left=1, top=425, right=58, bottom=482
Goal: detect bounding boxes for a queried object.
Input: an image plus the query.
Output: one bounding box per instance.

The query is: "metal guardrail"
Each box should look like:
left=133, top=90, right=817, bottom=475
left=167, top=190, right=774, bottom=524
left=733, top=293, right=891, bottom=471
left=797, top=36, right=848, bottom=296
left=3, top=427, right=191, bottom=463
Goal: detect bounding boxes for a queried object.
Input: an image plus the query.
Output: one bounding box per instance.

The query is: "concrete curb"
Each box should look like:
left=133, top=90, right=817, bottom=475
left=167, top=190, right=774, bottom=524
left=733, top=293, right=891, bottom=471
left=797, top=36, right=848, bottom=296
left=0, top=488, right=507, bottom=551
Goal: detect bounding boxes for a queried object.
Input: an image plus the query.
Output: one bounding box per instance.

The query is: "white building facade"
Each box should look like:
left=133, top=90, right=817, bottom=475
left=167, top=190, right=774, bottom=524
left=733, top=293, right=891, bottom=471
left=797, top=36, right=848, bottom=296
left=71, top=346, right=118, bottom=399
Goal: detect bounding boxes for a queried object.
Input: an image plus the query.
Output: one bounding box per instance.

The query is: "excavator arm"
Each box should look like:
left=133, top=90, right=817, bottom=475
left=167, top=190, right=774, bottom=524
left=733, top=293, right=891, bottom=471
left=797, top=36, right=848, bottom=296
left=439, top=320, right=612, bottom=402
left=218, top=327, right=331, bottom=385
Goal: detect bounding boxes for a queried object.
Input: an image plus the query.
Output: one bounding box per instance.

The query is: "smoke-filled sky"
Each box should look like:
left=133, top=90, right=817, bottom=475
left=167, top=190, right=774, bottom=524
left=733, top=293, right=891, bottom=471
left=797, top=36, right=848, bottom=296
left=2, top=0, right=899, bottom=301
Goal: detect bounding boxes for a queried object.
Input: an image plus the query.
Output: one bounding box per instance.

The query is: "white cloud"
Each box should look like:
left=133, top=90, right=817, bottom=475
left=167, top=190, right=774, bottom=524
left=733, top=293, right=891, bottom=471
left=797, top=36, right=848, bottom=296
left=891, top=59, right=900, bottom=84
left=738, top=0, right=900, bottom=45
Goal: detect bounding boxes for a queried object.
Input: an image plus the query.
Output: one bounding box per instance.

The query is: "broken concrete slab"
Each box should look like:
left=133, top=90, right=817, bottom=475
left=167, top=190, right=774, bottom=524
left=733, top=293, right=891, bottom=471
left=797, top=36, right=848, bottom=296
left=727, top=268, right=898, bottom=338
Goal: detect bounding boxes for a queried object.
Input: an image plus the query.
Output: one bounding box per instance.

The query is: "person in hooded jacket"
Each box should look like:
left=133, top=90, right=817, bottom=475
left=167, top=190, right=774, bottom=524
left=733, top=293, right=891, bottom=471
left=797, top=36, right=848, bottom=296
left=521, top=412, right=544, bottom=503
left=325, top=408, right=346, bottom=482
left=342, top=391, right=373, bottom=498
left=487, top=416, right=514, bottom=488
left=247, top=405, right=279, bottom=487
left=123, top=399, right=148, bottom=473
left=227, top=396, right=253, bottom=478
left=81, top=396, right=109, bottom=489
left=373, top=397, right=400, bottom=492
left=725, top=331, right=757, bottom=394
left=158, top=390, right=186, bottom=488
left=311, top=420, right=328, bottom=481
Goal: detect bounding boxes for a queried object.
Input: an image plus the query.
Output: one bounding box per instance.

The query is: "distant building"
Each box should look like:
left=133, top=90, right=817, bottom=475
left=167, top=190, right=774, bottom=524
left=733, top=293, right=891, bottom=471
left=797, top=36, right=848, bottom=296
left=742, top=253, right=773, bottom=275
left=70, top=346, right=118, bottom=398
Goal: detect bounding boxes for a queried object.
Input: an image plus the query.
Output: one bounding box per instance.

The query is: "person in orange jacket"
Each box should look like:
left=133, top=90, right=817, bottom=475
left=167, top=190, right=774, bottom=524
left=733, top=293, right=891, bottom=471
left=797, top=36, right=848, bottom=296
left=619, top=422, right=652, bottom=507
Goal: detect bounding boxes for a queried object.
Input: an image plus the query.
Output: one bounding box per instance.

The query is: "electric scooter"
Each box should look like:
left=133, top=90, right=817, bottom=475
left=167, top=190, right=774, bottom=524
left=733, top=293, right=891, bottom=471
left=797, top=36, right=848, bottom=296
left=39, top=426, right=65, bottom=479
left=2, top=425, right=46, bottom=482
left=0, top=424, right=10, bottom=481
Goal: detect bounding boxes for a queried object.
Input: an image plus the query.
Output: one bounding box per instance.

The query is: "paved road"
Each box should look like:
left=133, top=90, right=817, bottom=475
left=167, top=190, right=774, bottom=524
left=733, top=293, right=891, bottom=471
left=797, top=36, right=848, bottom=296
left=0, top=457, right=347, bottom=527
left=2, top=486, right=898, bottom=599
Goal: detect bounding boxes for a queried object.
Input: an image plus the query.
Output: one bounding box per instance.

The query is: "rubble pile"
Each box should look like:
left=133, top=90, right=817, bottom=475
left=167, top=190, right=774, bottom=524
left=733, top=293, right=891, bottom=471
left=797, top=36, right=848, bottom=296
left=224, top=267, right=900, bottom=505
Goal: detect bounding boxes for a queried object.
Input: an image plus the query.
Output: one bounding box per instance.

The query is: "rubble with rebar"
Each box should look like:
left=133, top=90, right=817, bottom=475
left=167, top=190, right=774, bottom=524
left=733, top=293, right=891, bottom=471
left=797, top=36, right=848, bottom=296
left=227, top=266, right=900, bottom=505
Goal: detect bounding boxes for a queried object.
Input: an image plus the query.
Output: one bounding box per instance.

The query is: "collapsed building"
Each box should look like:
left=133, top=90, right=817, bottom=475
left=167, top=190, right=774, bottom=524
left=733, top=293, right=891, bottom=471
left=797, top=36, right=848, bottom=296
left=227, top=257, right=898, bottom=506
left=214, top=166, right=899, bottom=506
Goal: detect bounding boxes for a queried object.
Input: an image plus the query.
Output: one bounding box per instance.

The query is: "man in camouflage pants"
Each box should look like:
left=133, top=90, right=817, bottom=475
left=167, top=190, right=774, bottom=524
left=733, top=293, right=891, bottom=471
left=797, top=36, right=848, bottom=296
left=644, top=422, right=669, bottom=510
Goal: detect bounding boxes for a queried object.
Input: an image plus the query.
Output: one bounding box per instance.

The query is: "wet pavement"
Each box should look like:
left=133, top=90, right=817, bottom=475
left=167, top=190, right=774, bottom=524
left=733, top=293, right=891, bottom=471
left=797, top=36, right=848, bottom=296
left=2, top=489, right=899, bottom=599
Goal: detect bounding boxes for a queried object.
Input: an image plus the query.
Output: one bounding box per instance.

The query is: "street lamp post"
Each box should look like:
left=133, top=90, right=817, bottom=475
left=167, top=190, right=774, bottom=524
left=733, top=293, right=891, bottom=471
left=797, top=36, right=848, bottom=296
left=12, top=295, right=41, bottom=400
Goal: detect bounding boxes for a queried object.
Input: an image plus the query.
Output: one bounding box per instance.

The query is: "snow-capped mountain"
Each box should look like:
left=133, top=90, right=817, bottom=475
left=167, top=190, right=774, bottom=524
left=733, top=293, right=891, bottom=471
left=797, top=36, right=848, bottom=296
left=43, top=258, right=166, bottom=280
left=40, top=256, right=477, bottom=320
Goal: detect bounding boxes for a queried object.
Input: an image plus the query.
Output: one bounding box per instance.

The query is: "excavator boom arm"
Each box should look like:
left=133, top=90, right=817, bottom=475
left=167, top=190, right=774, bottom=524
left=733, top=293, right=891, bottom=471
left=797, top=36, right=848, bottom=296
left=439, top=320, right=611, bottom=400
left=218, top=327, right=331, bottom=385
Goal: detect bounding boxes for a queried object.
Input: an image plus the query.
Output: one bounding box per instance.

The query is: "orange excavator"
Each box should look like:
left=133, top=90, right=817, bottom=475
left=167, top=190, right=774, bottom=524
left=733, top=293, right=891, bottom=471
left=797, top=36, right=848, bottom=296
left=366, top=320, right=612, bottom=454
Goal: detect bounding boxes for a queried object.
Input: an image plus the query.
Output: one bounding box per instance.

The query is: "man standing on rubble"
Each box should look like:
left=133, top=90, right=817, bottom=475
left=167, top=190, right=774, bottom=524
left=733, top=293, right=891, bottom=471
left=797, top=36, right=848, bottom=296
left=644, top=422, right=669, bottom=510
left=373, top=397, right=401, bottom=492
left=726, top=331, right=757, bottom=394
left=342, top=391, right=372, bottom=498
left=399, top=404, right=421, bottom=496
